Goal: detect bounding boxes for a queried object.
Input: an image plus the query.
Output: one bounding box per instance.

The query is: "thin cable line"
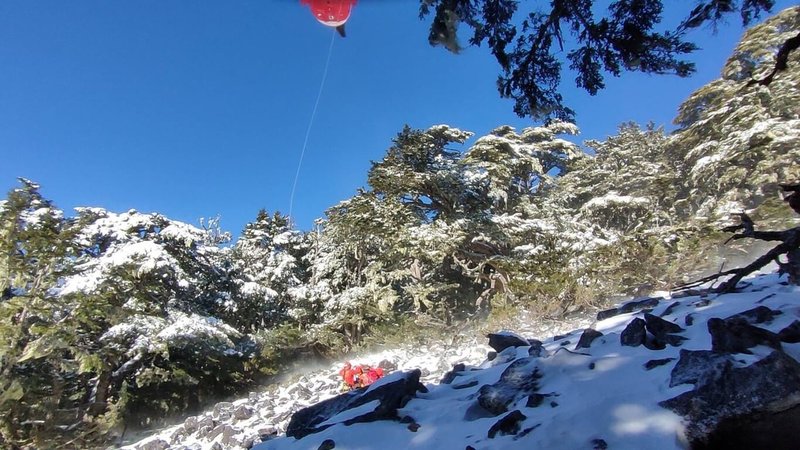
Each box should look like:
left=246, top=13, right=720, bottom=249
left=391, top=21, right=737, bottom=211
left=289, top=30, right=336, bottom=223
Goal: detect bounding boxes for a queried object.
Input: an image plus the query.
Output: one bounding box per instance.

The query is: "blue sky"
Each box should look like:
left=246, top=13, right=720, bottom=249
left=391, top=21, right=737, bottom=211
left=1, top=1, right=794, bottom=235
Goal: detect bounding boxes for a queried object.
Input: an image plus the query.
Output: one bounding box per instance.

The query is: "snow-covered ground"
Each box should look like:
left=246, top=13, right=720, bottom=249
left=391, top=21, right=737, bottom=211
left=125, top=271, right=800, bottom=450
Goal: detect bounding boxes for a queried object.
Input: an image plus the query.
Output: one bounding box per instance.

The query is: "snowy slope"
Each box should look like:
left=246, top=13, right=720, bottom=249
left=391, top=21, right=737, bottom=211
left=126, top=271, right=800, bottom=450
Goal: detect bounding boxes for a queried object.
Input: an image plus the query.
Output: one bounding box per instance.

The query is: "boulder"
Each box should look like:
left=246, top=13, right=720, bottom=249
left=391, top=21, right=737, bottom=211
left=778, top=320, right=800, bottom=343
left=620, top=318, right=647, bottom=347
left=285, top=369, right=423, bottom=439
left=660, top=350, right=800, bottom=447
left=440, top=363, right=466, bottom=384
left=233, top=405, right=254, bottom=421
left=138, top=439, right=169, bottom=450
left=477, top=357, right=541, bottom=416
left=668, top=349, right=733, bottom=387
left=487, top=332, right=530, bottom=353
left=575, top=328, right=603, bottom=350
left=707, top=317, right=782, bottom=354
left=644, top=313, right=684, bottom=339
left=726, top=306, right=781, bottom=325
left=487, top=410, right=527, bottom=438
left=597, top=297, right=660, bottom=321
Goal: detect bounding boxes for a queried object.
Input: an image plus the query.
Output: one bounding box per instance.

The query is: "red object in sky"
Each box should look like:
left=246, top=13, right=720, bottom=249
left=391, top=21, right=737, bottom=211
left=300, top=0, right=357, bottom=37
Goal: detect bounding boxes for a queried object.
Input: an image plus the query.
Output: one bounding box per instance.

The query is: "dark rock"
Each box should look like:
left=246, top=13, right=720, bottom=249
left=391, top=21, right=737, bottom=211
left=588, top=362, right=596, bottom=370
left=318, top=439, right=336, bottom=450
left=550, top=401, right=559, bottom=408
left=660, top=351, right=800, bottom=447
left=597, top=297, right=660, bottom=321
left=378, top=359, right=397, bottom=371
left=644, top=313, right=684, bottom=339
left=487, top=351, right=497, bottom=361
left=726, top=306, right=781, bottom=325
left=708, top=317, right=782, bottom=354
left=701, top=404, right=800, bottom=450
left=620, top=318, right=647, bottom=347
left=685, top=314, right=695, bottom=326
left=407, top=422, right=420, bottom=432
left=477, top=357, right=541, bottom=416
left=452, top=379, right=479, bottom=390
left=525, top=393, right=546, bottom=408
left=559, top=340, right=571, bottom=346
left=440, top=363, right=466, bottom=384
left=515, top=424, right=540, bottom=439
left=487, top=332, right=530, bottom=353
left=286, top=369, right=423, bottom=439
left=139, top=439, right=169, bottom=450
left=169, top=427, right=187, bottom=445
left=400, top=415, right=415, bottom=424
left=661, top=301, right=681, bottom=317
left=778, top=320, right=800, bottom=343
left=206, top=424, right=229, bottom=441
left=220, top=426, right=245, bottom=447
left=528, top=339, right=545, bottom=357
left=644, top=358, right=675, bottom=370
left=575, top=328, right=603, bottom=350
left=591, top=438, right=608, bottom=449
left=210, top=443, right=223, bottom=450
left=487, top=410, right=527, bottom=438
left=233, top=405, right=254, bottom=421
left=466, top=446, right=476, bottom=450
left=669, top=349, right=732, bottom=387
left=553, top=334, right=568, bottom=341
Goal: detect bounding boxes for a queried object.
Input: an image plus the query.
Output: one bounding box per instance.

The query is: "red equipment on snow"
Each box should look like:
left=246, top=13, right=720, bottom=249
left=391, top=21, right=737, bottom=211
left=300, top=0, right=357, bottom=37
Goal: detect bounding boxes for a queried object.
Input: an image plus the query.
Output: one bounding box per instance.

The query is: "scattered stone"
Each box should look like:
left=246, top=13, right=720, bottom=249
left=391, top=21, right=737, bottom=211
left=553, top=333, right=568, bottom=341
left=210, top=443, right=222, bottom=450
left=591, top=438, right=608, bottom=449
left=213, top=402, right=234, bottom=419
left=487, top=410, right=527, bottom=438
left=726, top=306, right=781, bottom=325
left=452, top=379, right=479, bottom=390
left=286, top=369, right=424, bottom=438
left=708, top=317, right=782, bottom=354
left=407, top=422, right=420, bottom=432
left=515, top=423, right=540, bottom=439
left=233, top=405, right=254, bottom=421
left=644, top=358, right=675, bottom=370
left=378, top=359, right=397, bottom=371
left=487, top=351, right=497, bottom=362
left=660, top=301, right=681, bottom=317
left=620, top=318, right=647, bottom=347
left=597, top=297, right=660, bottom=321
left=528, top=339, right=545, bottom=357
left=588, top=362, right=596, bottom=370
left=575, top=328, right=603, bottom=350
left=477, top=357, right=541, bottom=415
left=669, top=349, right=732, bottom=387
left=550, top=401, right=559, bottom=408
left=183, top=416, right=199, bottom=434
left=525, top=394, right=546, bottom=408
left=318, top=439, right=336, bottom=450
left=169, top=427, right=187, bottom=445
left=487, top=332, right=530, bottom=353
left=206, top=424, right=228, bottom=441
left=440, top=363, right=466, bottom=384
left=778, top=320, right=800, bottom=343
left=644, top=313, right=684, bottom=339
left=400, top=415, right=415, bottom=424
left=660, top=351, right=800, bottom=447
left=138, top=439, right=169, bottom=450
left=685, top=314, right=695, bottom=326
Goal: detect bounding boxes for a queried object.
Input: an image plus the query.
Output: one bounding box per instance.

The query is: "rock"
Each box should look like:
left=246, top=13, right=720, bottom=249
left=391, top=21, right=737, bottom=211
left=620, top=318, right=647, bottom=347
left=400, top=415, right=415, bottom=424
left=487, top=332, right=530, bottom=353
left=525, top=393, right=547, bottom=408
left=591, top=438, right=608, bottom=449
left=210, top=443, right=222, bottom=450
left=440, top=363, right=466, bottom=384
left=407, top=422, right=420, bottom=432
left=644, top=313, right=684, bottom=339
left=206, top=424, right=229, bottom=441
left=778, top=320, right=800, bottom=343
left=318, top=439, right=336, bottom=450
left=452, top=379, right=479, bottom=390
left=726, top=305, right=781, bottom=324
left=138, top=439, right=169, bottom=450
left=233, top=405, right=254, bottom=421
left=378, top=359, right=397, bottom=371
left=169, top=427, right=187, bottom=445
left=668, top=349, right=733, bottom=387
left=644, top=358, right=675, bottom=370
left=487, top=410, right=527, bottom=438
left=183, top=416, right=199, bottom=434
left=213, top=401, right=234, bottom=419
left=487, top=351, right=497, bottom=361
left=708, top=317, right=782, bottom=354
left=575, top=328, right=603, bottom=350
left=660, top=351, right=800, bottom=447
left=478, top=357, right=541, bottom=416
left=660, top=301, right=681, bottom=317
left=597, top=297, right=660, bottom=321
left=286, top=369, right=423, bottom=438
left=528, top=339, right=545, bottom=357
left=685, top=314, right=695, bottom=326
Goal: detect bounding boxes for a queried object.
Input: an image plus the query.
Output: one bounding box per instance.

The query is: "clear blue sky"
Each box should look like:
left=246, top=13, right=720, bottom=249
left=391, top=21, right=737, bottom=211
left=0, top=1, right=794, bottom=235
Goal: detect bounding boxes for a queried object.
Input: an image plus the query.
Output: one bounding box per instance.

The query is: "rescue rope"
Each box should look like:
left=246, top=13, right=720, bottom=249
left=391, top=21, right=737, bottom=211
left=288, top=29, right=337, bottom=223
